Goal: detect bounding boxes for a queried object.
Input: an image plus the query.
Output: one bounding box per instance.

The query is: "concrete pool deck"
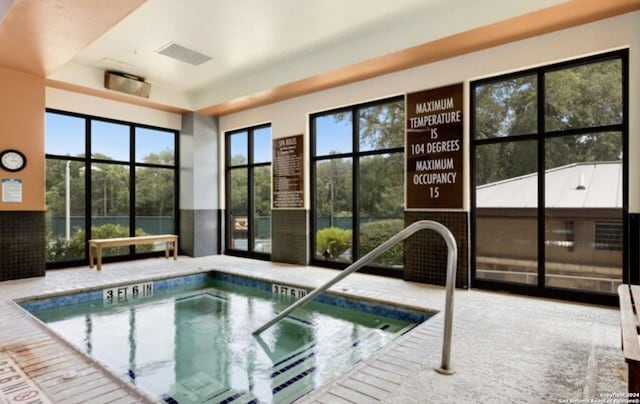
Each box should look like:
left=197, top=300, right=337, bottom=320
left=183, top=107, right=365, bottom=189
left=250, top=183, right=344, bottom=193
left=0, top=255, right=626, bottom=403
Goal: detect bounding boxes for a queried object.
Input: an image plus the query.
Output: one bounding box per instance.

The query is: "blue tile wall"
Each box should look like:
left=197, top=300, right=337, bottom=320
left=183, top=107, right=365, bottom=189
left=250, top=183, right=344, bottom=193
left=212, top=273, right=431, bottom=323
left=20, top=290, right=103, bottom=312
left=211, top=272, right=272, bottom=292
left=21, top=273, right=212, bottom=313
left=153, top=273, right=210, bottom=291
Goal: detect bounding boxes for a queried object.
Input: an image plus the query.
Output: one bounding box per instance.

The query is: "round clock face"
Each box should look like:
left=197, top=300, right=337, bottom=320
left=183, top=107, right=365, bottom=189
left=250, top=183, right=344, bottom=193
left=0, top=150, right=26, bottom=172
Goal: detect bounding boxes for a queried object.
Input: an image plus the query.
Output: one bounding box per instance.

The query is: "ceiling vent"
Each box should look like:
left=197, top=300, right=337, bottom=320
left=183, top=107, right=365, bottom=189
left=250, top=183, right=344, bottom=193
left=156, top=43, right=212, bottom=66
left=104, top=71, right=151, bottom=98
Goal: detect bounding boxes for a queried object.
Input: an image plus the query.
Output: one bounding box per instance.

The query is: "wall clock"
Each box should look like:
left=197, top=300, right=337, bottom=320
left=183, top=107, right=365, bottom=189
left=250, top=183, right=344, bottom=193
left=0, top=149, right=27, bottom=172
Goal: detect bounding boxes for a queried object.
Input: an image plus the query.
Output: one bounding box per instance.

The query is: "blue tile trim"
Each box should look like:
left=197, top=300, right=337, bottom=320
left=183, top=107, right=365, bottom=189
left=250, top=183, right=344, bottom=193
left=272, top=344, right=316, bottom=368
left=20, top=273, right=213, bottom=313
left=271, top=352, right=315, bottom=378
left=219, top=390, right=247, bottom=403
left=153, top=273, right=210, bottom=291
left=160, top=394, right=178, bottom=404
left=21, top=271, right=431, bottom=325
left=272, top=366, right=317, bottom=395
left=314, top=293, right=430, bottom=323
left=211, top=273, right=432, bottom=323
left=283, top=314, right=313, bottom=326
left=225, top=272, right=433, bottom=322
left=352, top=323, right=391, bottom=348
left=19, top=290, right=104, bottom=313
left=212, top=272, right=272, bottom=292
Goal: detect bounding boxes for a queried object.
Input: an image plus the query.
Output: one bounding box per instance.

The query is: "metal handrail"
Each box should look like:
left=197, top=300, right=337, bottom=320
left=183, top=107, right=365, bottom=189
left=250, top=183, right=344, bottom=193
left=252, top=220, right=458, bottom=375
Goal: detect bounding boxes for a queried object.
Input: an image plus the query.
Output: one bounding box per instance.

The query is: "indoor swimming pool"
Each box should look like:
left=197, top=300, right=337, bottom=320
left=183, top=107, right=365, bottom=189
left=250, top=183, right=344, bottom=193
left=20, top=273, right=431, bottom=403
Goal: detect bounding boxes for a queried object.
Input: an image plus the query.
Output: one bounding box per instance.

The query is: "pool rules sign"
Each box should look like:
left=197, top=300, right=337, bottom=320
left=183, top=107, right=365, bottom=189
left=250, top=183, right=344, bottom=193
left=406, top=83, right=463, bottom=209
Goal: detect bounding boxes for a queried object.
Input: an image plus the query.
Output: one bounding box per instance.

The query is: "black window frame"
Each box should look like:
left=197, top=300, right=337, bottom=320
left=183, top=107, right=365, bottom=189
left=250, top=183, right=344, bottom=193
left=45, top=109, right=180, bottom=269
left=310, top=95, right=405, bottom=278
left=470, top=49, right=629, bottom=306
left=224, top=123, right=272, bottom=260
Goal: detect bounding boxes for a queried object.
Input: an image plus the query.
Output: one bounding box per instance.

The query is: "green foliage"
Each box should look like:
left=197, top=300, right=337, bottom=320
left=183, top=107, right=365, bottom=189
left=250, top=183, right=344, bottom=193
left=45, top=160, right=86, bottom=217
left=92, top=224, right=153, bottom=255
left=46, top=228, right=86, bottom=262
left=355, top=100, right=405, bottom=150
left=315, top=100, right=404, bottom=268
left=46, top=151, right=175, bottom=227
left=90, top=164, right=130, bottom=216
left=136, top=167, right=174, bottom=217
left=315, top=159, right=352, bottom=219
left=316, top=227, right=352, bottom=259
left=228, top=166, right=271, bottom=218
left=358, top=155, right=404, bottom=218
left=359, top=219, right=404, bottom=266
left=545, top=59, right=622, bottom=131
left=254, top=167, right=272, bottom=217
left=140, top=150, right=175, bottom=166
left=474, top=58, right=623, bottom=186
left=46, top=224, right=152, bottom=262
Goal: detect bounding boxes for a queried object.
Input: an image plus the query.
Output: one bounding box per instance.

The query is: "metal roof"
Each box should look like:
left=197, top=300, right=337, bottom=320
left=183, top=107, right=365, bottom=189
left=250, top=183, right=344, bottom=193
left=476, top=162, right=622, bottom=208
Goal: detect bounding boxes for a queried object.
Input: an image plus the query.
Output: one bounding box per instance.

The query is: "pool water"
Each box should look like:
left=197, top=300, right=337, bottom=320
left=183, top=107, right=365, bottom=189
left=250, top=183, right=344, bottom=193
left=31, top=278, right=422, bottom=403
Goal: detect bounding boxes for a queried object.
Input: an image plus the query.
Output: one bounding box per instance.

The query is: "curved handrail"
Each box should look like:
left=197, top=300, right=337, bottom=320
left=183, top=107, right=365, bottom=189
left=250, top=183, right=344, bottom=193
left=252, top=220, right=458, bottom=374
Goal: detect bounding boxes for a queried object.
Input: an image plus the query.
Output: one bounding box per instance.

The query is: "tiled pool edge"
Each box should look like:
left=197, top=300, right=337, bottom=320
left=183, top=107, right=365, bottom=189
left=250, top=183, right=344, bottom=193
left=10, top=266, right=444, bottom=404
left=213, top=271, right=434, bottom=323
left=9, top=299, right=159, bottom=402
left=0, top=298, right=156, bottom=404
left=211, top=267, right=440, bottom=315
left=296, top=311, right=447, bottom=403
left=17, top=272, right=212, bottom=312
left=19, top=270, right=435, bottom=325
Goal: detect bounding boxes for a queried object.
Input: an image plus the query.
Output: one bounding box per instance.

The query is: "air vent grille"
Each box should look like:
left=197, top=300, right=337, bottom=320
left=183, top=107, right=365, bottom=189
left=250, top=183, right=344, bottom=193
left=156, top=43, right=212, bottom=66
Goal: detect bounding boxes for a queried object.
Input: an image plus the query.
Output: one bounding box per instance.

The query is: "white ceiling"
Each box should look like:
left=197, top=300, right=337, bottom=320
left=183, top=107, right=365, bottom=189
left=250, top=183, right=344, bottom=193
left=47, top=0, right=570, bottom=112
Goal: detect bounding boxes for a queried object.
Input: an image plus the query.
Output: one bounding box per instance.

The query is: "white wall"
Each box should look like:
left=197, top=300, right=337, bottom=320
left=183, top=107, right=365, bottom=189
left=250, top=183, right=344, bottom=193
left=46, top=87, right=182, bottom=130
left=219, top=11, right=640, bottom=212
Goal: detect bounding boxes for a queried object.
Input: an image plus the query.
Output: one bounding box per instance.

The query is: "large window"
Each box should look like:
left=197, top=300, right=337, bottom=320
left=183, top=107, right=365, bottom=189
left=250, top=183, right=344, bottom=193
left=311, top=97, right=404, bottom=275
left=472, top=50, right=627, bottom=301
left=225, top=125, right=272, bottom=258
left=45, top=110, right=178, bottom=266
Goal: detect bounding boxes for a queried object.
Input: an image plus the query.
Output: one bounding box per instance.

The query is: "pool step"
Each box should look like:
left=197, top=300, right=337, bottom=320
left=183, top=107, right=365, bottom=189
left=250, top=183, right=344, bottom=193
left=267, top=323, right=394, bottom=403
left=162, top=372, right=259, bottom=404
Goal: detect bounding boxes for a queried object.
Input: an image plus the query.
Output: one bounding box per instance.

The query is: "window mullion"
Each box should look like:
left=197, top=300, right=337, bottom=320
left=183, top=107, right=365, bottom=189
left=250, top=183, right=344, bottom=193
left=537, top=71, right=546, bottom=289
left=130, top=126, right=136, bottom=246
left=248, top=129, right=255, bottom=252
left=85, top=118, right=92, bottom=261
left=352, top=107, right=360, bottom=262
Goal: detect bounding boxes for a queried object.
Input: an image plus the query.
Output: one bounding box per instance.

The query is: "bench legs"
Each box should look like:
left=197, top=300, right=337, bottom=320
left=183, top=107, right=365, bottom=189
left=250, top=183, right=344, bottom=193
left=164, top=240, right=178, bottom=260
left=96, top=245, right=103, bottom=271
left=88, top=243, right=103, bottom=271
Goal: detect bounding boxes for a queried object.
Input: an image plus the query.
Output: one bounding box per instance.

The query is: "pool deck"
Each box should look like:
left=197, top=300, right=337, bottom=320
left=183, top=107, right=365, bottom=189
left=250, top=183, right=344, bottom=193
left=0, top=255, right=626, bottom=403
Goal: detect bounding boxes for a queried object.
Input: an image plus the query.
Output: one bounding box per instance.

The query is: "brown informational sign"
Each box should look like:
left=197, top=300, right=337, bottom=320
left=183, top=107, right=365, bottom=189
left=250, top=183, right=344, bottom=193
left=406, top=83, right=464, bottom=209
left=273, top=134, right=304, bottom=208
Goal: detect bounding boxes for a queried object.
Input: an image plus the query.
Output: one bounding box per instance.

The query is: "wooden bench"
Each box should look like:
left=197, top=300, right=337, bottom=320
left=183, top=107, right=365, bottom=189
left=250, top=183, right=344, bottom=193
left=89, top=234, right=178, bottom=271
left=618, top=284, right=640, bottom=393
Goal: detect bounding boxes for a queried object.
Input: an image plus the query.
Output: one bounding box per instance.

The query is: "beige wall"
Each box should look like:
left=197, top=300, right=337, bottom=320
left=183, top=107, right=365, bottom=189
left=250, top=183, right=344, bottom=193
left=46, top=87, right=182, bottom=130
left=0, top=68, right=45, bottom=211
left=219, top=11, right=640, bottom=213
